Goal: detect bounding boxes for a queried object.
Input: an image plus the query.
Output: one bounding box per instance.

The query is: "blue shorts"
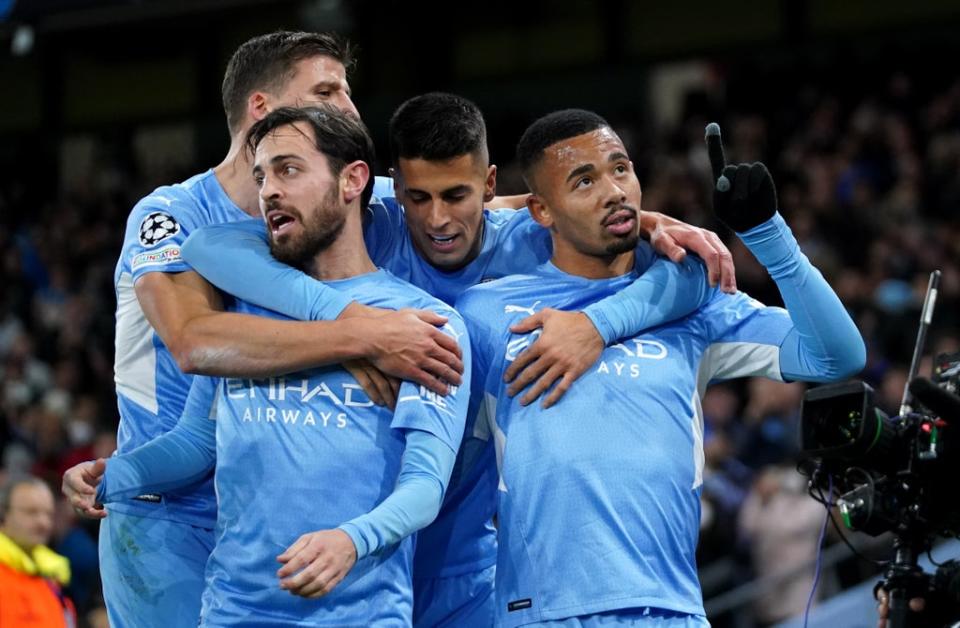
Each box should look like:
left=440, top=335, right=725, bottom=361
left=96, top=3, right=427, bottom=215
left=414, top=564, right=496, bottom=628
left=99, top=511, right=214, bottom=628
left=532, top=608, right=710, bottom=627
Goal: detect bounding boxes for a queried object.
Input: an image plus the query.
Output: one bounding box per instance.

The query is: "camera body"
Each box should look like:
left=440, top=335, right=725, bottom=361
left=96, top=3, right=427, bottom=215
left=799, top=352, right=960, bottom=626
left=799, top=352, right=960, bottom=539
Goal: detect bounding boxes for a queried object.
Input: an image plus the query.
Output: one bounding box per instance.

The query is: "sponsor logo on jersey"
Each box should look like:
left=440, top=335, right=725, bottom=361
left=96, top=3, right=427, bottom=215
left=226, top=377, right=375, bottom=429
left=398, top=383, right=460, bottom=417
left=503, top=300, right=541, bottom=317
left=138, top=211, right=181, bottom=247
left=596, top=338, right=669, bottom=378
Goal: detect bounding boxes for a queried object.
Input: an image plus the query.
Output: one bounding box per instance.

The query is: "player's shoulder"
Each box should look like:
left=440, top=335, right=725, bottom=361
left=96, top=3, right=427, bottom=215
left=371, top=269, right=461, bottom=318
left=456, top=272, right=543, bottom=316
left=125, top=171, right=218, bottom=242
left=482, top=207, right=536, bottom=234
left=130, top=171, right=212, bottom=217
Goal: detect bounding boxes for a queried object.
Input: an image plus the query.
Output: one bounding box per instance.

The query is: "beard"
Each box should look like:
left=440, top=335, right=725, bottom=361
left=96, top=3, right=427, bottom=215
left=602, top=204, right=640, bottom=256
left=267, top=187, right=346, bottom=270
left=605, top=232, right=640, bottom=256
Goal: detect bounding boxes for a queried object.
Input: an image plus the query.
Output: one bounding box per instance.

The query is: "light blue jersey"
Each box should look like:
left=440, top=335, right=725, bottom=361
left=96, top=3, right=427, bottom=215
left=455, top=214, right=865, bottom=626
left=112, top=169, right=248, bottom=525
left=181, top=179, right=713, bottom=588
left=107, top=170, right=356, bottom=628
left=185, top=269, right=469, bottom=626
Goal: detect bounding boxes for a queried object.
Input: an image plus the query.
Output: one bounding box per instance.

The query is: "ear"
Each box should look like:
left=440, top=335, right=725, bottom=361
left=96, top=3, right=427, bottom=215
left=483, top=164, right=498, bottom=203
left=341, top=160, right=371, bottom=205
left=527, top=194, right=553, bottom=229
left=248, top=91, right=271, bottom=124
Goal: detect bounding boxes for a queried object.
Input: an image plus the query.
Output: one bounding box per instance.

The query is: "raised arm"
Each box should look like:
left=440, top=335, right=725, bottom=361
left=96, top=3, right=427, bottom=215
left=704, top=123, right=865, bottom=381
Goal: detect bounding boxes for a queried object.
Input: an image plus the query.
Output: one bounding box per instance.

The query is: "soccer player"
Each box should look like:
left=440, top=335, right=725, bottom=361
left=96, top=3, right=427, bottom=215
left=180, top=92, right=731, bottom=626
left=454, top=111, right=867, bottom=626
left=70, top=106, right=469, bottom=626
left=104, top=32, right=464, bottom=628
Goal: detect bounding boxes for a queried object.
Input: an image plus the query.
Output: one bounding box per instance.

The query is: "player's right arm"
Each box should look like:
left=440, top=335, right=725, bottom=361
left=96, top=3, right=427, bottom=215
left=125, top=195, right=460, bottom=390
left=136, top=269, right=461, bottom=388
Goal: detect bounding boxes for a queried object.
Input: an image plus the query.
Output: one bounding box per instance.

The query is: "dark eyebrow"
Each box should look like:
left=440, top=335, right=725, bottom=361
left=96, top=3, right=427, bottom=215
left=253, top=153, right=303, bottom=175
left=441, top=184, right=471, bottom=196
left=609, top=151, right=630, bottom=162
left=268, top=154, right=304, bottom=165
left=315, top=80, right=349, bottom=96
left=565, top=163, right=595, bottom=183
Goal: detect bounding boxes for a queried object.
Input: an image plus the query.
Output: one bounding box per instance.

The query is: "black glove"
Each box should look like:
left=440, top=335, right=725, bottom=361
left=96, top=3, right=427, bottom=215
left=705, top=122, right=778, bottom=233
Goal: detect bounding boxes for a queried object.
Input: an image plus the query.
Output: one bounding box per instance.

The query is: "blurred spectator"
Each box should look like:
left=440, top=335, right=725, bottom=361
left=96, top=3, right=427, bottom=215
left=0, top=476, right=77, bottom=627
left=737, top=378, right=806, bottom=470
left=738, top=464, right=826, bottom=626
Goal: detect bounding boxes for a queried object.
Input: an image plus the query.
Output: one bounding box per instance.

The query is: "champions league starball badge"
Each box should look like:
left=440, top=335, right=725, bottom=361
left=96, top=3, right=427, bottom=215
left=138, top=212, right=181, bottom=247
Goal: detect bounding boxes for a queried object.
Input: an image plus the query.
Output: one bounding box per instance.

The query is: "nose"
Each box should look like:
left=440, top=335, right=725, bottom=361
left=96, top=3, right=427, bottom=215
left=260, top=174, right=282, bottom=202
left=336, top=93, right=361, bottom=120
left=425, top=201, right=452, bottom=230
left=602, top=173, right=628, bottom=207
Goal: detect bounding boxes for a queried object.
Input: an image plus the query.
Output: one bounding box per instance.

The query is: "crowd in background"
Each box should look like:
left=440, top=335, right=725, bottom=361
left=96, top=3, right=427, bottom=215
left=1, top=63, right=958, bottom=626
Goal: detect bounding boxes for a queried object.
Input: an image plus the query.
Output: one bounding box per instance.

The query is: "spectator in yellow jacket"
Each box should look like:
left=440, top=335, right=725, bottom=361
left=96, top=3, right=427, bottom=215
left=0, top=476, right=76, bottom=627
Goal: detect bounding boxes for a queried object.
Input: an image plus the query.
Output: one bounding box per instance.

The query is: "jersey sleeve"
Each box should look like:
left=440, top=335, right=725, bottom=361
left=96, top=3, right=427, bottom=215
left=180, top=218, right=352, bottom=321
left=97, top=376, right=219, bottom=503
left=583, top=249, right=714, bottom=344
left=337, top=429, right=456, bottom=560
left=700, top=212, right=866, bottom=384
left=389, top=309, right=471, bottom=454
left=121, top=191, right=209, bottom=282
left=491, top=211, right=714, bottom=344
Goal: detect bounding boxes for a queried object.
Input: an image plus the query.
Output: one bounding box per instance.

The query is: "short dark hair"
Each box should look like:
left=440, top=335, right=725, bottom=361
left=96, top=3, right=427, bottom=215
left=388, top=92, right=488, bottom=166
left=516, top=109, right=610, bottom=190
left=247, top=105, right=376, bottom=210
left=222, top=31, right=355, bottom=134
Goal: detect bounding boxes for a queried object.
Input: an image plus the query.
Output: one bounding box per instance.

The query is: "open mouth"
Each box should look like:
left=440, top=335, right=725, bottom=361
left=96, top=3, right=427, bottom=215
left=427, top=233, right=459, bottom=251
left=266, top=210, right=297, bottom=236
left=603, top=209, right=637, bottom=236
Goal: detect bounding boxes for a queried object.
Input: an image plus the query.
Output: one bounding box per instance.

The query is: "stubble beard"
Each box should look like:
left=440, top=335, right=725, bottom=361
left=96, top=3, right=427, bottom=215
left=267, top=188, right=345, bottom=270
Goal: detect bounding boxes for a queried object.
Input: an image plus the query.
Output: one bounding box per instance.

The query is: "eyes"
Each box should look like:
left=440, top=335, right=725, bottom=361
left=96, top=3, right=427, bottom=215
left=253, top=164, right=300, bottom=188
left=405, top=190, right=469, bottom=204
left=574, top=163, right=630, bottom=190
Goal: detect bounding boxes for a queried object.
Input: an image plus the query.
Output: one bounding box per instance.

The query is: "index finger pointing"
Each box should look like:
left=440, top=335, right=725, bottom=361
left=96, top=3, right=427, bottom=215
left=705, top=122, right=726, bottom=182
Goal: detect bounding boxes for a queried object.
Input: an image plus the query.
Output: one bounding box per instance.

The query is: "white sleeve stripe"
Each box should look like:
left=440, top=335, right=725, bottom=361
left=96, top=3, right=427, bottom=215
left=697, top=342, right=782, bottom=398
left=691, top=392, right=705, bottom=490
left=484, top=392, right=508, bottom=493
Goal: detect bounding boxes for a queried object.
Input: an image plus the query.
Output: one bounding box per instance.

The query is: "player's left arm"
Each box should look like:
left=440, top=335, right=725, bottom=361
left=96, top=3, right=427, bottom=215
left=704, top=123, right=866, bottom=381
left=498, top=199, right=734, bottom=407
left=506, top=251, right=716, bottom=408
left=275, top=313, right=471, bottom=598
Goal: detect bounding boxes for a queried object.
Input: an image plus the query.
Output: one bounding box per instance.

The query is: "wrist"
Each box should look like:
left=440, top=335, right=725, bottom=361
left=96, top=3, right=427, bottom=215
left=582, top=305, right=616, bottom=345
left=337, top=522, right=366, bottom=560
left=335, top=317, right=378, bottom=362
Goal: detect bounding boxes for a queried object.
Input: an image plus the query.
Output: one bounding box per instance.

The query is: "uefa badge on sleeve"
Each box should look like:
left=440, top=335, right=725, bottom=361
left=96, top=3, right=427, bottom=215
left=139, top=211, right=181, bottom=247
